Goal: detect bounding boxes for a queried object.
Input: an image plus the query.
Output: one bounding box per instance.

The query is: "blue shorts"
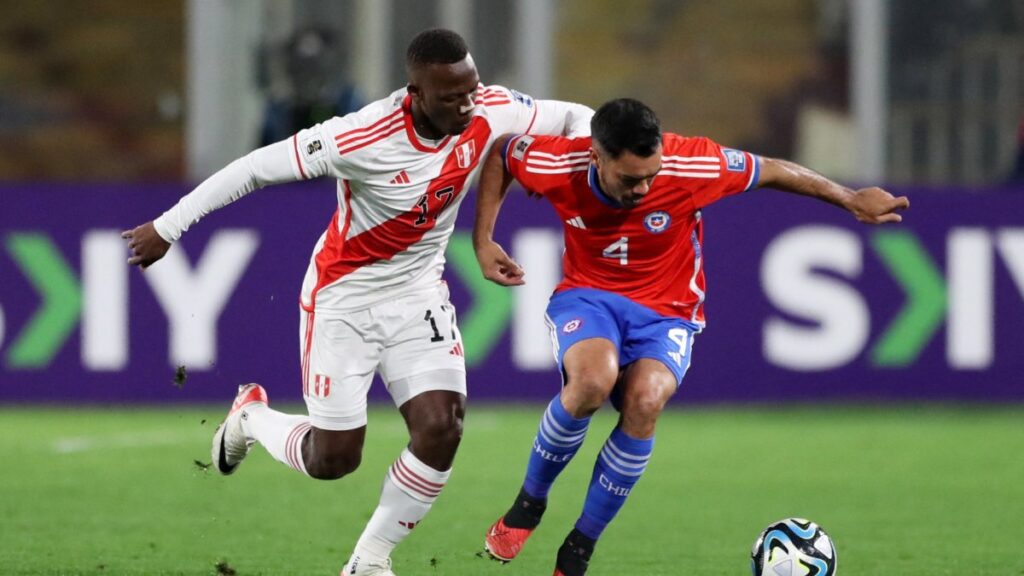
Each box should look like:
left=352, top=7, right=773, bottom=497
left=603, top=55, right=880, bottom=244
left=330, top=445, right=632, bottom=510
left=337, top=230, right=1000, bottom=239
left=545, top=287, right=700, bottom=388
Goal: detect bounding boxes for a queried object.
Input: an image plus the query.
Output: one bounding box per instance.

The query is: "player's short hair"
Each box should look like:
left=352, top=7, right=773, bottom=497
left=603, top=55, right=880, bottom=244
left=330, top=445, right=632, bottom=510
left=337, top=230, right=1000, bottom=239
left=591, top=98, right=662, bottom=158
left=406, top=29, right=469, bottom=69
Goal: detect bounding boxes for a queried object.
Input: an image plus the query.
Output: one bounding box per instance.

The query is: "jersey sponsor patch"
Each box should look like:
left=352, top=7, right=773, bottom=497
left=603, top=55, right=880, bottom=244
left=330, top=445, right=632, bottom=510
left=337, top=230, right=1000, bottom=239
left=511, top=135, right=534, bottom=161
left=643, top=210, right=671, bottom=233
left=722, top=148, right=746, bottom=172
left=301, top=134, right=326, bottom=162
left=509, top=89, right=534, bottom=108
left=562, top=318, right=583, bottom=334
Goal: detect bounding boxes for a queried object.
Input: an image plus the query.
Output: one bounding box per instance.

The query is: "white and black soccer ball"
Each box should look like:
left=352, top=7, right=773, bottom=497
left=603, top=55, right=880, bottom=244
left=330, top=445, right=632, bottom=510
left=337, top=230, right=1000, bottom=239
left=751, top=518, right=837, bottom=576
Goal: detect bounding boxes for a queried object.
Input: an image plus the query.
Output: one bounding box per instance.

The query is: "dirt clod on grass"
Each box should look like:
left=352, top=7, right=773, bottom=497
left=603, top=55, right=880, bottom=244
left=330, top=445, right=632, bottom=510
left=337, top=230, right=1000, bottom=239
left=172, top=365, right=188, bottom=388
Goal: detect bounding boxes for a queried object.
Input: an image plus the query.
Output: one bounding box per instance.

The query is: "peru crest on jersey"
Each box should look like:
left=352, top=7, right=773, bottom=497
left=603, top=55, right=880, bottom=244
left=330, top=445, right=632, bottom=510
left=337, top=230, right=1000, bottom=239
left=456, top=141, right=476, bottom=169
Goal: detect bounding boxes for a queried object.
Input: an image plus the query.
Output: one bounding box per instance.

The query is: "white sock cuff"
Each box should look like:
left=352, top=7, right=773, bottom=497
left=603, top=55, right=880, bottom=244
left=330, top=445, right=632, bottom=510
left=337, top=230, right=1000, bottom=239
left=387, top=448, right=450, bottom=503
left=284, top=422, right=312, bottom=476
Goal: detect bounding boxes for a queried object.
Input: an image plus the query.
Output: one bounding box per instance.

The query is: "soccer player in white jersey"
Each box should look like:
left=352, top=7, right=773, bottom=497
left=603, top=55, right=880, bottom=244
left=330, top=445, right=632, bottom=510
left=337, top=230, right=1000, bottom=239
left=122, top=29, right=593, bottom=576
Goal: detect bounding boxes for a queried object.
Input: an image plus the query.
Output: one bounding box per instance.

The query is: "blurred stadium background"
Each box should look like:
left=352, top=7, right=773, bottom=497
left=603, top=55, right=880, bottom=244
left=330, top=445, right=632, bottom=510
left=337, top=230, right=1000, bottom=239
left=1, top=1, right=1023, bottom=575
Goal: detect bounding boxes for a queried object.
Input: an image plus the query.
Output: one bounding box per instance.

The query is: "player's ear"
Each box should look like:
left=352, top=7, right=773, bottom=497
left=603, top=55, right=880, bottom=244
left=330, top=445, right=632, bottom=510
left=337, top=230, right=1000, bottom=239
left=590, top=147, right=601, bottom=169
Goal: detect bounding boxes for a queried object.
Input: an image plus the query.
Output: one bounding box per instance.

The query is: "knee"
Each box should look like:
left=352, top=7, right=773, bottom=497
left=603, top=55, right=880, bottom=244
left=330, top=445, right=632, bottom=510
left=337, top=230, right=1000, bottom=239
left=305, top=449, right=362, bottom=480
left=626, top=385, right=670, bottom=420
left=564, top=371, right=617, bottom=416
left=413, top=409, right=464, bottom=451
left=569, top=377, right=606, bottom=412
left=620, top=378, right=675, bottom=436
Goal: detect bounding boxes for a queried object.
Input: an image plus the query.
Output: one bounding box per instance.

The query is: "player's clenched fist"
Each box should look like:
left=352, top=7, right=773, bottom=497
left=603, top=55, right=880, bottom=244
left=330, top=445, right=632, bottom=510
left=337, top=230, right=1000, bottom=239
left=121, top=221, right=171, bottom=269
left=475, top=240, right=526, bottom=286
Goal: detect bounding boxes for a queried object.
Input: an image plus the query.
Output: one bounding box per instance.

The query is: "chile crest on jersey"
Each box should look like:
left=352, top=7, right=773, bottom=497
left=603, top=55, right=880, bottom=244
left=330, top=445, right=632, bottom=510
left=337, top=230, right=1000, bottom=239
left=643, top=210, right=671, bottom=233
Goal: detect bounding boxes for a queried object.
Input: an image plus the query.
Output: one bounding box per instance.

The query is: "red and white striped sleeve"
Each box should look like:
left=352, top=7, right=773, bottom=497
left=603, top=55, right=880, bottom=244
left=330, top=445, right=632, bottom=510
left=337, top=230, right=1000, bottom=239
left=503, top=134, right=588, bottom=197
left=662, top=135, right=761, bottom=208
left=288, top=93, right=407, bottom=182
left=290, top=111, right=392, bottom=181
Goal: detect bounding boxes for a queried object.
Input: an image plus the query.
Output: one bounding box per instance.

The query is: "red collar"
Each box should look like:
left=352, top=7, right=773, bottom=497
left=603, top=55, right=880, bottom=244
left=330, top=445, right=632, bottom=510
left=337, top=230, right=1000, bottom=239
left=402, top=94, right=453, bottom=153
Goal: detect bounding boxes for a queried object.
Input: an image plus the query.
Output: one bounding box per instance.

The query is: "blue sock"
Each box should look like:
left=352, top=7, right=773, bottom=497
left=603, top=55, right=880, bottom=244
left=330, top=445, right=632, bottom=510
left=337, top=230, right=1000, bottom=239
left=521, top=395, right=591, bottom=499
left=574, top=427, right=654, bottom=540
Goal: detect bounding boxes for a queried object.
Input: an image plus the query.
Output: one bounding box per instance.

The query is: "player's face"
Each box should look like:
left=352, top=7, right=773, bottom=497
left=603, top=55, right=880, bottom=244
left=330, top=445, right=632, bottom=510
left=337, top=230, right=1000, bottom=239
left=592, top=146, right=663, bottom=208
left=408, top=55, right=481, bottom=137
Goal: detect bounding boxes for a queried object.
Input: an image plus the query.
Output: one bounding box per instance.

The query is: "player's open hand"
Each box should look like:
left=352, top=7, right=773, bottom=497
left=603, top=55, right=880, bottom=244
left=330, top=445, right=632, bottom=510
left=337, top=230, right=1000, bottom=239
left=475, top=240, right=525, bottom=286
left=121, top=221, right=171, bottom=269
left=848, top=187, right=910, bottom=225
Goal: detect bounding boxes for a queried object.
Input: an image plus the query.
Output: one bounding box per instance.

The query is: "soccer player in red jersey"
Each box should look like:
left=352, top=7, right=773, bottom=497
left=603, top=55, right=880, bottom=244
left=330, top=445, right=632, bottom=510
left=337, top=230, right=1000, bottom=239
left=475, top=98, right=908, bottom=575
left=122, top=29, right=592, bottom=576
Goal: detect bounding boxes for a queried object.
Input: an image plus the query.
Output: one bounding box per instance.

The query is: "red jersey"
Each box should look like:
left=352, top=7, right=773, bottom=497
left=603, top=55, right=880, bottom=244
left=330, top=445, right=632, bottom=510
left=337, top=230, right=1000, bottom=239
left=503, top=133, right=760, bottom=325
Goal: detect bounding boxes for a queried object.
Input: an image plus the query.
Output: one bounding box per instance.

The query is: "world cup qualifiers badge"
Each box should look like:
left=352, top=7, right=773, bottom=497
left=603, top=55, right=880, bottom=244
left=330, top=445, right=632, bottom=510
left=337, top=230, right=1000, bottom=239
left=562, top=319, right=583, bottom=334
left=722, top=148, right=747, bottom=172
left=643, top=211, right=671, bottom=233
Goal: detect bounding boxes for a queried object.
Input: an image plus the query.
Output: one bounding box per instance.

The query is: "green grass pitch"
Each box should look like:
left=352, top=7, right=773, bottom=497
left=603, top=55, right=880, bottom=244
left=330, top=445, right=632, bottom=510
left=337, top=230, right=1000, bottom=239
left=1, top=404, right=1022, bottom=575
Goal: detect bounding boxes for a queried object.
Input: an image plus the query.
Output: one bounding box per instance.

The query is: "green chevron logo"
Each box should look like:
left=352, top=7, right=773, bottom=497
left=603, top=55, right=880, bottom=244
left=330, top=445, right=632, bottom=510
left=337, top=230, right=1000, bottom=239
left=869, top=231, right=947, bottom=367
left=2, top=230, right=257, bottom=371
left=4, top=234, right=82, bottom=368
left=762, top=225, right=1024, bottom=371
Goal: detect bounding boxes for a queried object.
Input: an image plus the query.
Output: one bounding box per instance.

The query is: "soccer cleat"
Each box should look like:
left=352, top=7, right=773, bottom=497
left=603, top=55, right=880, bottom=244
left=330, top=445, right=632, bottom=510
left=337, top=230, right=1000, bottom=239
left=483, top=517, right=535, bottom=563
left=340, top=555, right=397, bottom=576
left=552, top=529, right=595, bottom=576
left=211, top=383, right=268, bottom=475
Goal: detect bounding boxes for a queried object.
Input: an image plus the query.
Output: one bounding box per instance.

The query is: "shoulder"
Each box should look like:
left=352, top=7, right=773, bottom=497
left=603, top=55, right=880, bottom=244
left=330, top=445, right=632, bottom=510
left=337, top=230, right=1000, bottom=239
left=661, top=133, right=720, bottom=157
left=509, top=136, right=590, bottom=193
left=658, top=133, right=727, bottom=179
left=661, top=133, right=752, bottom=170
left=475, top=84, right=534, bottom=109
left=473, top=84, right=536, bottom=126
left=508, top=135, right=590, bottom=171
left=324, top=89, right=406, bottom=155
left=511, top=134, right=589, bottom=158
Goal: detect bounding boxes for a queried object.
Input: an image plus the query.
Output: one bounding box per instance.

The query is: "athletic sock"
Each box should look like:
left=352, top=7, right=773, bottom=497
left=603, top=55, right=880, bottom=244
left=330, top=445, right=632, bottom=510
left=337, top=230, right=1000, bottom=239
left=555, top=528, right=596, bottom=576
left=574, top=426, right=653, bottom=540
left=503, top=486, right=548, bottom=529
left=350, top=448, right=451, bottom=563
left=520, top=395, right=591, bottom=501
left=240, top=404, right=311, bottom=475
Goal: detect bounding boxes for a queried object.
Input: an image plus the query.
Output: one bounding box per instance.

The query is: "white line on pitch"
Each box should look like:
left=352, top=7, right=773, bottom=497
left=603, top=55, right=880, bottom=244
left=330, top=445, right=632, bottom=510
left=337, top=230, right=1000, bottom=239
left=52, top=431, right=200, bottom=454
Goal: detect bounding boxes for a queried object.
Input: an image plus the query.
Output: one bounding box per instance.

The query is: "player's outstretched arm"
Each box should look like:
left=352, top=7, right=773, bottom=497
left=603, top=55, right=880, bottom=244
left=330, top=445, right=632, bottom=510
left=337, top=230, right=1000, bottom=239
left=758, top=157, right=910, bottom=224
left=531, top=99, right=594, bottom=137
left=473, top=134, right=525, bottom=286
left=122, top=135, right=323, bottom=270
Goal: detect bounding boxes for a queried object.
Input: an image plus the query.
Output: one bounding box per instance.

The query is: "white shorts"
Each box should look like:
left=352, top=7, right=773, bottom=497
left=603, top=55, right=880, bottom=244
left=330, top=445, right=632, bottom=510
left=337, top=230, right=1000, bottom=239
left=299, top=283, right=467, bottom=431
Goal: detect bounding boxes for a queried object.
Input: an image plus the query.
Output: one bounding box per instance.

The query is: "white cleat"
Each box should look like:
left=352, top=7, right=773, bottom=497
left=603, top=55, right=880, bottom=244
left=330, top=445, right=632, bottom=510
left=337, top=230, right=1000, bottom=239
left=211, top=383, right=268, bottom=475
left=340, top=555, right=397, bottom=576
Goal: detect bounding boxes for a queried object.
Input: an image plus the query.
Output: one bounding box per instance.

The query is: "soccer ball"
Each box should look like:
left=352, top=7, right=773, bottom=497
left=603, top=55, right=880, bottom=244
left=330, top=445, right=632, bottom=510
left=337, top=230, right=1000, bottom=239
left=750, top=518, right=837, bottom=576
